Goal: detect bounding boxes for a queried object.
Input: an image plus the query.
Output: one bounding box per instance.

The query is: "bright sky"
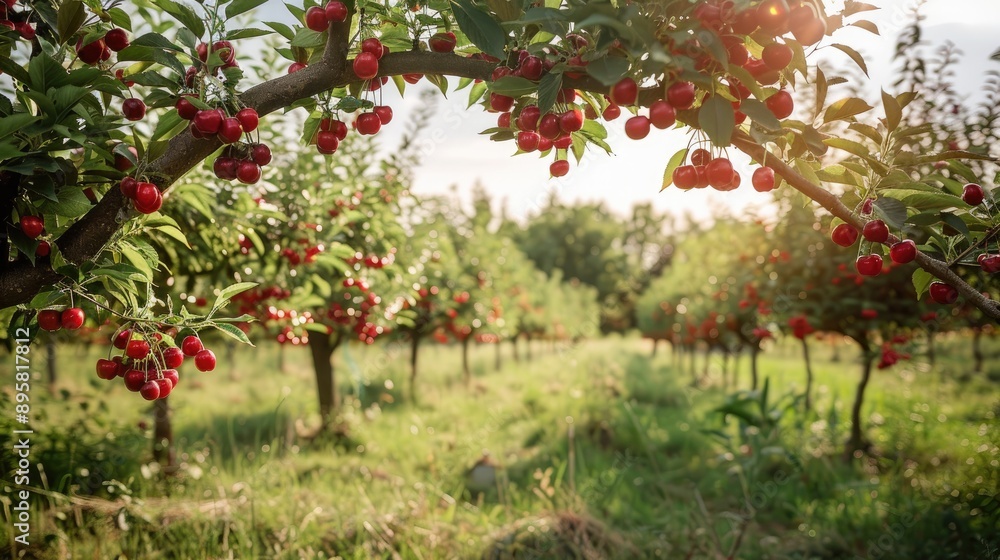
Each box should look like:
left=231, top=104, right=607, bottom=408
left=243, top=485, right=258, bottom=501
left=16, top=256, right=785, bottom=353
left=361, top=0, right=1000, bottom=224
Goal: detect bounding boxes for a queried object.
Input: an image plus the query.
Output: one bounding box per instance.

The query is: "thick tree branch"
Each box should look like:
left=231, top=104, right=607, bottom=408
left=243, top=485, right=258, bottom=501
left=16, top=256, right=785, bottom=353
left=731, top=130, right=1000, bottom=321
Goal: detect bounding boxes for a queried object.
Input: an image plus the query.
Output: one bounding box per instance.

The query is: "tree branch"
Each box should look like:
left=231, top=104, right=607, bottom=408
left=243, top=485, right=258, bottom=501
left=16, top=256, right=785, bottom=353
left=731, top=130, right=1000, bottom=321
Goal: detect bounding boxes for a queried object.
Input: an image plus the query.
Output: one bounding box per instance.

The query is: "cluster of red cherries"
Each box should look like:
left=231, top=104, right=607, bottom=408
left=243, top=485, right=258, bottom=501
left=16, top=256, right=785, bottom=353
left=37, top=307, right=86, bottom=331
left=17, top=214, right=51, bottom=257
left=94, top=329, right=217, bottom=401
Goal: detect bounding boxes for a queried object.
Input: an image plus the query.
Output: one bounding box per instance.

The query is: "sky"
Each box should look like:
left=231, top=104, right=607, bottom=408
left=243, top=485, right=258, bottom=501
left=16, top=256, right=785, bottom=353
left=340, top=0, right=1000, bottom=224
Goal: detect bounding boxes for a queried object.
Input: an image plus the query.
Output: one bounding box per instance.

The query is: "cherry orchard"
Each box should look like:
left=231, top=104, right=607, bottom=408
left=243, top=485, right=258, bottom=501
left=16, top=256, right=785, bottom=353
left=1, top=0, right=998, bottom=362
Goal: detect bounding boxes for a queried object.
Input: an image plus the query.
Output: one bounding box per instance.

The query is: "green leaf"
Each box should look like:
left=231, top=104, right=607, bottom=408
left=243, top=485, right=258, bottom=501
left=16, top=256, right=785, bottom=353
left=941, top=212, right=970, bottom=238
left=291, top=28, right=327, bottom=48
left=489, top=76, right=537, bottom=97
left=450, top=0, right=508, bottom=59
left=536, top=72, right=562, bottom=115
left=56, top=0, right=87, bottom=45
left=584, top=57, right=630, bottom=86
left=661, top=148, right=688, bottom=191
left=467, top=80, right=488, bottom=108
left=226, top=28, right=272, bottom=40
left=264, top=21, right=296, bottom=41
left=149, top=0, right=205, bottom=39
left=699, top=95, right=735, bottom=147
left=107, top=8, right=133, bottom=32
left=739, top=98, right=781, bottom=131
left=226, top=0, right=269, bottom=19
left=873, top=197, right=907, bottom=229
left=830, top=43, right=868, bottom=77
left=881, top=189, right=965, bottom=211
left=911, top=269, right=933, bottom=299
left=119, top=243, right=153, bottom=282
left=210, top=322, right=255, bottom=346
left=823, top=97, right=873, bottom=122
left=881, top=89, right=900, bottom=132
left=211, top=282, right=259, bottom=315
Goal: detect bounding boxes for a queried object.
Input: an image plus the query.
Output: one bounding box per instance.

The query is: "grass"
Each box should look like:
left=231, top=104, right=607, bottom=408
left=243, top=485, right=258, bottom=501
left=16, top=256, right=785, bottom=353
left=1, top=332, right=999, bottom=559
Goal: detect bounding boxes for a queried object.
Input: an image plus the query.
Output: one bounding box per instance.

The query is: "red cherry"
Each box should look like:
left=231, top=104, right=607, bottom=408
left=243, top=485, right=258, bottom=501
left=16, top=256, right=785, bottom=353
left=217, top=117, right=243, bottom=144
left=705, top=158, right=734, bottom=188
left=889, top=240, right=917, bottom=264
left=751, top=166, right=775, bottom=192
left=124, top=370, right=146, bottom=392
left=236, top=108, right=259, bottom=132
left=667, top=82, right=696, bottom=110
left=126, top=338, right=151, bottom=360
left=649, top=101, right=676, bottom=129
left=362, top=37, right=384, bottom=59
left=855, top=254, right=883, bottom=277
left=212, top=41, right=235, bottom=64
left=610, top=77, right=638, bottom=106
left=76, top=37, right=106, bottom=65
left=766, top=90, right=794, bottom=119
left=288, top=62, right=307, bottom=73
left=182, top=336, right=203, bottom=357
left=114, top=145, right=138, bottom=171
left=762, top=42, right=793, bottom=71
left=756, top=0, right=791, bottom=35
left=155, top=377, right=173, bottom=398
left=19, top=215, right=43, bottom=239
left=929, top=282, right=958, bottom=305
left=602, top=104, right=621, bottom=121
left=490, top=93, right=514, bottom=112
left=537, top=136, right=553, bottom=151
left=962, top=183, right=985, bottom=206
left=517, top=105, right=541, bottom=131
left=789, top=5, right=826, bottom=46
left=176, top=96, right=199, bottom=120
left=744, top=58, right=781, bottom=86
left=325, top=0, right=348, bottom=22
left=316, top=131, right=340, bottom=154
left=538, top=114, right=561, bottom=140
left=35, top=241, right=50, bottom=257
left=195, top=349, right=217, bottom=372
left=163, top=368, right=180, bottom=388
left=731, top=8, right=759, bottom=34
left=305, top=6, right=329, bottom=32
left=105, top=28, right=129, bottom=51
left=519, top=55, right=543, bottom=80
left=690, top=148, right=712, bottom=166
left=516, top=131, right=540, bottom=152
left=38, top=310, right=61, bottom=332
left=96, top=359, right=119, bottom=380
left=554, top=135, right=572, bottom=149
left=862, top=220, right=889, bottom=243
left=373, top=105, right=393, bottom=125
left=831, top=223, right=859, bottom=247
left=61, top=307, right=85, bottom=330
left=429, top=31, right=456, bottom=53
left=163, top=346, right=184, bottom=368
left=559, top=108, right=584, bottom=133
left=979, top=254, right=1000, bottom=274
left=498, top=112, right=511, bottom=128
left=134, top=189, right=162, bottom=214
left=550, top=160, right=570, bottom=177
left=134, top=182, right=159, bottom=208
left=122, top=98, right=146, bottom=121
left=140, top=380, right=160, bottom=401
left=113, top=329, right=132, bottom=349
left=356, top=112, right=382, bottom=135
left=251, top=144, right=272, bottom=166
left=213, top=157, right=239, bottom=180
left=403, top=73, right=423, bottom=84
left=625, top=115, right=651, bottom=140
left=237, top=161, right=262, bottom=184
left=193, top=109, right=224, bottom=135
left=673, top=165, right=698, bottom=190
left=353, top=52, right=378, bottom=80
left=694, top=166, right=710, bottom=188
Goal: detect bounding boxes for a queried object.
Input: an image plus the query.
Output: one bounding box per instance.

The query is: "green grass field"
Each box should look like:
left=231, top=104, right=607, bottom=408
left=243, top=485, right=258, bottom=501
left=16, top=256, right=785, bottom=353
left=2, top=334, right=999, bottom=559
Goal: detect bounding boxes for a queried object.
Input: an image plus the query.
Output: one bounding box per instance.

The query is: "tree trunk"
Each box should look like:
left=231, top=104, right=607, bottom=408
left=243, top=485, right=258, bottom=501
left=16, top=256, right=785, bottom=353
left=926, top=329, right=936, bottom=368
left=525, top=334, right=532, bottom=361
left=409, top=334, right=420, bottom=402
left=846, top=337, right=873, bottom=460
left=152, top=397, right=176, bottom=470
left=511, top=335, right=520, bottom=362
left=309, top=334, right=340, bottom=429
left=700, top=347, right=710, bottom=385
left=651, top=338, right=658, bottom=358
left=46, top=340, right=57, bottom=389
left=800, top=337, right=814, bottom=412
left=732, top=348, right=741, bottom=389
left=973, top=328, right=984, bottom=373
left=495, top=340, right=502, bottom=371
left=278, top=343, right=288, bottom=373
left=462, top=337, right=471, bottom=386
left=750, top=346, right=759, bottom=391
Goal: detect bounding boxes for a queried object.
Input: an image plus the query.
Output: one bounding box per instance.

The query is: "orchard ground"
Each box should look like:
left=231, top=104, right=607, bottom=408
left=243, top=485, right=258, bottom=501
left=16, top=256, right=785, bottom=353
left=2, top=334, right=998, bottom=559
